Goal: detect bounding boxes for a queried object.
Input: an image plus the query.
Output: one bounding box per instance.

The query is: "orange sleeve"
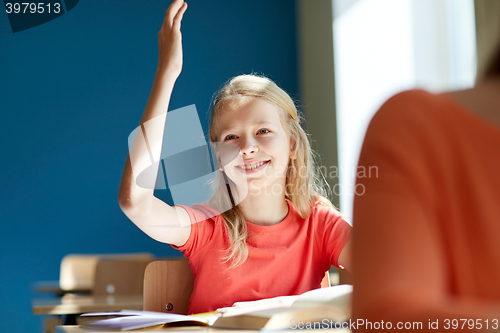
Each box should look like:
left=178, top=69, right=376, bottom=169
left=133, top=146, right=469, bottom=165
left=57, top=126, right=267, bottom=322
left=319, top=205, right=352, bottom=269
left=170, top=204, right=219, bottom=258
left=352, top=91, right=500, bottom=327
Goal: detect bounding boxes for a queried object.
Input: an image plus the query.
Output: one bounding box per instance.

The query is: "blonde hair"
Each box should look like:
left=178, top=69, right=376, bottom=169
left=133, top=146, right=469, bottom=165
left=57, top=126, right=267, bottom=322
left=207, top=74, right=334, bottom=268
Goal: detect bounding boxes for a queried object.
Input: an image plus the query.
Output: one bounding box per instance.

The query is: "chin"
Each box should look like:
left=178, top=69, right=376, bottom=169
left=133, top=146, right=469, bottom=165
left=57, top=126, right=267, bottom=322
left=247, top=179, right=286, bottom=196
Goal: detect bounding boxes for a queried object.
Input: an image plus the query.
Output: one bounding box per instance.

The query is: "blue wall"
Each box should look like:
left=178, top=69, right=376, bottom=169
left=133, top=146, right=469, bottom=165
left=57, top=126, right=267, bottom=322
left=0, top=1, right=298, bottom=332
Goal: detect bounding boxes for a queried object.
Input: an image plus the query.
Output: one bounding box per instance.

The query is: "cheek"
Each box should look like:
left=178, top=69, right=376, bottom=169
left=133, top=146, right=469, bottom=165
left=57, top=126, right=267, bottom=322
left=216, top=142, right=240, bottom=166
left=262, top=137, right=291, bottom=162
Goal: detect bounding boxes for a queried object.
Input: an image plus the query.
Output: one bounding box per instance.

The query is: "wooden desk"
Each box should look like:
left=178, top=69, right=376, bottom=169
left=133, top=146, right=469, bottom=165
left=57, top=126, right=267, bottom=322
left=57, top=327, right=212, bottom=333
left=32, top=294, right=143, bottom=315
left=56, top=326, right=349, bottom=333
left=33, top=280, right=91, bottom=296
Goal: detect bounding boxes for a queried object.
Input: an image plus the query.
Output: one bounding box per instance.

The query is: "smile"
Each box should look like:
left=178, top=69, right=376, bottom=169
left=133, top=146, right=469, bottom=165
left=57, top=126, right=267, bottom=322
left=236, top=160, right=270, bottom=171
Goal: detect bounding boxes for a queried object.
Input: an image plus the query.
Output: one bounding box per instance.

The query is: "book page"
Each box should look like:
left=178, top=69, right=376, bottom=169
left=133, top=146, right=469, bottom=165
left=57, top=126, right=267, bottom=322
left=218, top=295, right=298, bottom=317
left=292, top=285, right=352, bottom=315
left=217, top=285, right=352, bottom=318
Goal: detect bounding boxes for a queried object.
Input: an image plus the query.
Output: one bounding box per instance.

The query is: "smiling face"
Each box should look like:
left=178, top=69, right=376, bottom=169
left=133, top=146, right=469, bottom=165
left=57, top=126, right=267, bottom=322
left=215, top=96, right=293, bottom=195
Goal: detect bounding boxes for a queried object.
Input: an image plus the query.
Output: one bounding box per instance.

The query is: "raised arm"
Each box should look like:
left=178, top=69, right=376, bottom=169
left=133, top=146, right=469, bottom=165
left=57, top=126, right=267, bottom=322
left=118, top=0, right=190, bottom=247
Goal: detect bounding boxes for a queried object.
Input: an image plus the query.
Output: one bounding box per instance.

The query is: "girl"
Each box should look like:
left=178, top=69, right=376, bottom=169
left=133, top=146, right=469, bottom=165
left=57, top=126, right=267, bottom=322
left=119, top=0, right=351, bottom=314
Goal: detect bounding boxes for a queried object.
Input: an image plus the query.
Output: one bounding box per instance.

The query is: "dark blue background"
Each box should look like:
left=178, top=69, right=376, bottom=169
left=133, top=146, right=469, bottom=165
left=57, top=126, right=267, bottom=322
left=0, top=1, right=298, bottom=332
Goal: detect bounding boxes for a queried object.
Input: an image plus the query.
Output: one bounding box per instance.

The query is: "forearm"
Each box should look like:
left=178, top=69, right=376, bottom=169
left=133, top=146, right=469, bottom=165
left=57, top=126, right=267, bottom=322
left=140, top=71, right=176, bottom=123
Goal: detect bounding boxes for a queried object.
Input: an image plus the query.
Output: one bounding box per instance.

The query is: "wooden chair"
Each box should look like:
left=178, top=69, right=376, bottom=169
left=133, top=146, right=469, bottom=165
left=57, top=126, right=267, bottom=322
left=143, top=259, right=194, bottom=315
left=143, top=259, right=331, bottom=314
left=59, top=253, right=153, bottom=293
left=41, top=254, right=153, bottom=333
left=93, top=258, right=152, bottom=296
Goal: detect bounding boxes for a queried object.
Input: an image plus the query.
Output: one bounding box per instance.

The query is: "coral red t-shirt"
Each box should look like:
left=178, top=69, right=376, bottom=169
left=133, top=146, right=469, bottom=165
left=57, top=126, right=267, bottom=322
left=171, top=200, right=351, bottom=314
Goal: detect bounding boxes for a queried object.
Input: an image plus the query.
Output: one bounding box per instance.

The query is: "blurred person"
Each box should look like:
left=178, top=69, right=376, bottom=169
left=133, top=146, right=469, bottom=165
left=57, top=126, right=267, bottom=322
left=352, top=0, right=500, bottom=330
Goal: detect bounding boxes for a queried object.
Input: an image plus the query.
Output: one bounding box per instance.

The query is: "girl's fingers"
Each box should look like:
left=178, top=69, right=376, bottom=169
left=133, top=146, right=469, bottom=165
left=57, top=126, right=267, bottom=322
left=172, top=3, right=187, bottom=32
left=165, top=0, right=185, bottom=28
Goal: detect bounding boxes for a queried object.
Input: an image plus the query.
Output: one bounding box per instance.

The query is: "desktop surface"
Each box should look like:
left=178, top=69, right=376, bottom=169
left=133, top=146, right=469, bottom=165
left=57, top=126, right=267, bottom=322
left=33, top=294, right=142, bottom=315
left=56, top=326, right=350, bottom=333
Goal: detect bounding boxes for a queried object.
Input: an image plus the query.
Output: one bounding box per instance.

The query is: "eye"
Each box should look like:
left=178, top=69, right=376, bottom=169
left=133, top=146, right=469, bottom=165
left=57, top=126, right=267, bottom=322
left=257, top=128, right=270, bottom=134
left=224, top=134, right=237, bottom=141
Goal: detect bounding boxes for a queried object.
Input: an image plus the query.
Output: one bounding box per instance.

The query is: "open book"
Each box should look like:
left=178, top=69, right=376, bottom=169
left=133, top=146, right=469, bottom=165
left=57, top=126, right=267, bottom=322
left=80, top=310, right=219, bottom=331
left=213, top=284, right=352, bottom=330
left=80, top=285, right=351, bottom=331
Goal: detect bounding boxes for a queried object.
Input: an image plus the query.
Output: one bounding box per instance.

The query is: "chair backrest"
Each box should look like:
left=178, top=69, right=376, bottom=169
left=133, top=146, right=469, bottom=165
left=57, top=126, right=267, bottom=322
left=93, top=259, right=152, bottom=296
left=143, top=260, right=330, bottom=314
left=59, top=253, right=153, bottom=292
left=143, top=259, right=194, bottom=315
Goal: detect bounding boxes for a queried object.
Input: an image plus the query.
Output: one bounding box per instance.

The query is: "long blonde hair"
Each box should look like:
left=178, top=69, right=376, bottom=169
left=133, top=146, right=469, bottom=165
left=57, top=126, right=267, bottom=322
left=208, top=74, right=334, bottom=268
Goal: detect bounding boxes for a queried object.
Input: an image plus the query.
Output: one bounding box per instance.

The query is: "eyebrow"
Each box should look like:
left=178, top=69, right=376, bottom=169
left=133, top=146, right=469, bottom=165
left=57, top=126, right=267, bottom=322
left=219, top=122, right=278, bottom=139
left=254, top=120, right=276, bottom=127
left=220, top=121, right=277, bottom=134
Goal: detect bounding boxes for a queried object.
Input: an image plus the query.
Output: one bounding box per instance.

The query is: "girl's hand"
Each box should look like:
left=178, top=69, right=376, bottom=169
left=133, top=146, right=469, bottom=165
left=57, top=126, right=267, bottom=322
left=157, top=0, right=188, bottom=79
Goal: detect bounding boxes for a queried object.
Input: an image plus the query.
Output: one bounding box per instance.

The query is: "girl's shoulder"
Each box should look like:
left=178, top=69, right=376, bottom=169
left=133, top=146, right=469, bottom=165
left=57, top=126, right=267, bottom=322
left=310, top=199, right=344, bottom=222
left=312, top=198, right=340, bottom=212
left=305, top=200, right=351, bottom=238
left=176, top=202, right=224, bottom=225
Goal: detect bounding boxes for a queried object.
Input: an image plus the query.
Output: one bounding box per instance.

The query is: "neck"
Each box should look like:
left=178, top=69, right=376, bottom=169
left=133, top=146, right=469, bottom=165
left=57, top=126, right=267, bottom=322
left=237, top=190, right=289, bottom=226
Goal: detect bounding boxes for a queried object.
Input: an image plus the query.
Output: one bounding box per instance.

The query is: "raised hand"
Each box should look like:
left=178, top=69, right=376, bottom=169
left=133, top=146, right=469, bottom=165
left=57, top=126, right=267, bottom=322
left=157, top=0, right=188, bottom=79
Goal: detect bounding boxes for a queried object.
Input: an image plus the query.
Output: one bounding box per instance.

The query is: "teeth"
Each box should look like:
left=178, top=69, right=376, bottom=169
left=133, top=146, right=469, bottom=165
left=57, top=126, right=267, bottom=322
left=241, top=161, right=266, bottom=170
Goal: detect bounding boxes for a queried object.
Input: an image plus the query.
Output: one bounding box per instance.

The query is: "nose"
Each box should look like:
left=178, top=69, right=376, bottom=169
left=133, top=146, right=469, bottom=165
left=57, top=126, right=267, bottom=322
left=239, top=136, right=258, bottom=155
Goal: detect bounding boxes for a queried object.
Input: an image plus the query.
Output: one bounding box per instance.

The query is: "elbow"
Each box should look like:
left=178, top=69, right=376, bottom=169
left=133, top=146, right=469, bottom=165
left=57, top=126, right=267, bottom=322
left=118, top=195, right=133, bottom=214
left=118, top=183, right=156, bottom=224
left=118, top=189, right=151, bottom=221
left=118, top=187, right=132, bottom=212
left=118, top=187, right=140, bottom=217
left=118, top=196, right=144, bottom=223
left=118, top=195, right=142, bottom=219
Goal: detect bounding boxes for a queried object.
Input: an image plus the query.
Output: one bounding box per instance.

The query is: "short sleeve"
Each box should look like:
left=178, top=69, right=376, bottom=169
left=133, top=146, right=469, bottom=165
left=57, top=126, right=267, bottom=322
left=318, top=204, right=352, bottom=269
left=170, top=204, right=219, bottom=258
